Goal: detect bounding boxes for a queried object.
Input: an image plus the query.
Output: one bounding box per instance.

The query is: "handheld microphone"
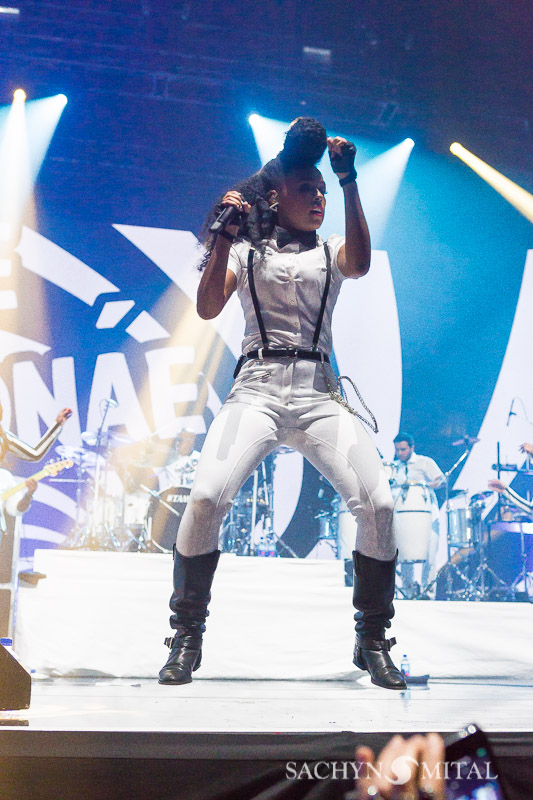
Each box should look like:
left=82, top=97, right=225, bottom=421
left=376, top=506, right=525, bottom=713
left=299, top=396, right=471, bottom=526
left=209, top=205, right=240, bottom=234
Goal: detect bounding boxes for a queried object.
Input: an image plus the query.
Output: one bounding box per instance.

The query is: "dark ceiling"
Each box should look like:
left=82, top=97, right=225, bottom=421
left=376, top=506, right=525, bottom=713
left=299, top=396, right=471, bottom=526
left=1, top=0, right=531, bottom=184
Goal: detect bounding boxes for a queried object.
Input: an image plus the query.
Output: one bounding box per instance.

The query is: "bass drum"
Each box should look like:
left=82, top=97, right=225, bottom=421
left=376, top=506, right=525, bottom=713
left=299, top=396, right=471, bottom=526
left=147, top=486, right=190, bottom=552
left=123, top=491, right=150, bottom=526
left=394, top=483, right=432, bottom=562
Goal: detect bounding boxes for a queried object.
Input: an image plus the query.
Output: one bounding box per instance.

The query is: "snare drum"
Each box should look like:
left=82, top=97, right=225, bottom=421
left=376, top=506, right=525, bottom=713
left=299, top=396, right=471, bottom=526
left=147, top=486, right=190, bottom=552
left=394, top=483, right=432, bottom=562
left=447, top=490, right=471, bottom=547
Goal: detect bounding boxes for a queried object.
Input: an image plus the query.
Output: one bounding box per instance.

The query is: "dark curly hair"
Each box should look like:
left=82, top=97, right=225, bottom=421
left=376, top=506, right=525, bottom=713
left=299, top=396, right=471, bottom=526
left=198, top=117, right=327, bottom=269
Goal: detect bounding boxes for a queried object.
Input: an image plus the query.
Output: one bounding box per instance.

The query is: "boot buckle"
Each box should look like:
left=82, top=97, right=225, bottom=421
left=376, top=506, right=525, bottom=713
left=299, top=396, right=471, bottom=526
left=357, top=636, right=397, bottom=652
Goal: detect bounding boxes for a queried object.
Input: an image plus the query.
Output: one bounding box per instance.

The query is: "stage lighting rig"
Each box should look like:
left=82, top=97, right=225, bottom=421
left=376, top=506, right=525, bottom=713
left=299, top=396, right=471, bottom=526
left=302, top=46, right=332, bottom=71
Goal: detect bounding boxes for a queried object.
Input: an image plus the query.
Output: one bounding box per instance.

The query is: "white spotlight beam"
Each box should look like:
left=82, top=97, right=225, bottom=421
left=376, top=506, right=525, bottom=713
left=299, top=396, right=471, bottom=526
left=248, top=115, right=414, bottom=246
left=356, top=138, right=414, bottom=247
left=24, top=94, right=68, bottom=182
left=0, top=89, right=30, bottom=241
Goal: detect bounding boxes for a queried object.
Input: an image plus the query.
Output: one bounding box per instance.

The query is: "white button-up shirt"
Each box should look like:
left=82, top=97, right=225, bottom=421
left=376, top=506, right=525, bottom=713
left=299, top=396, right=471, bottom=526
left=227, top=233, right=346, bottom=356
left=393, top=452, right=444, bottom=487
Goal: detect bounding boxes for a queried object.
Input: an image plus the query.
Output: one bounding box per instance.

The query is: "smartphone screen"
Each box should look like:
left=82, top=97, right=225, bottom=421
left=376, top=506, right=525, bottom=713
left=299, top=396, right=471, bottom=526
left=446, top=733, right=507, bottom=800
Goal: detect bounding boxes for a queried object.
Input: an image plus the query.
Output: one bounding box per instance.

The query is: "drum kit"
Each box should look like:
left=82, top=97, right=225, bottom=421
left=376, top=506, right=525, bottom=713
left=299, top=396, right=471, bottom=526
left=56, top=403, right=200, bottom=552
left=54, top=402, right=532, bottom=600
left=426, top=439, right=533, bottom=602
left=307, top=435, right=532, bottom=601
left=219, top=448, right=298, bottom=558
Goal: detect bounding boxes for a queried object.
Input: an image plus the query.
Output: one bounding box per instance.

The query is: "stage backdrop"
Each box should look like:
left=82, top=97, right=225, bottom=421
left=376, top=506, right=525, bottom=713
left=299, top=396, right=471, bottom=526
left=0, top=106, right=531, bottom=566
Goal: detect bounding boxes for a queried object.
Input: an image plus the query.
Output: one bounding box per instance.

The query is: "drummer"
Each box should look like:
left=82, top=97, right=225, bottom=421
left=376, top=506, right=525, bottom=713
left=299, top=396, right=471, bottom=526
left=157, top=429, right=201, bottom=492
left=392, top=432, right=445, bottom=597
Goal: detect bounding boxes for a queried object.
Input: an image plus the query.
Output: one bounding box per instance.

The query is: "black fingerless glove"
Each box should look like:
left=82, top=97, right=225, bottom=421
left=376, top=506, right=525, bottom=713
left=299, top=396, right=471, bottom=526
left=329, top=141, right=357, bottom=185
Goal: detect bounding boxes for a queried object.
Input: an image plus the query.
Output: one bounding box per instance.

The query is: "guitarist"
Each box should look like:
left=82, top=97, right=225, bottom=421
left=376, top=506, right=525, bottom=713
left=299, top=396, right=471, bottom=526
left=0, top=404, right=72, bottom=537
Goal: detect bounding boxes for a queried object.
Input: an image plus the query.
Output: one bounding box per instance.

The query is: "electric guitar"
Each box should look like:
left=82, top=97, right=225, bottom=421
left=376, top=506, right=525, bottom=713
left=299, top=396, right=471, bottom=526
left=0, top=458, right=74, bottom=506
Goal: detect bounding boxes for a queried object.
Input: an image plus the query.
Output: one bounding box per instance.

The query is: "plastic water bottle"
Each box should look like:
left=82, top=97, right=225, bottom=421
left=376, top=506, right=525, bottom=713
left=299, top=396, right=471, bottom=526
left=400, top=653, right=410, bottom=678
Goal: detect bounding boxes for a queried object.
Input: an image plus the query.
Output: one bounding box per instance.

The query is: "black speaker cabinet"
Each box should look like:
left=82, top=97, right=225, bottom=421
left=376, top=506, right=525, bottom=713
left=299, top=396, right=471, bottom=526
left=0, top=644, right=31, bottom=710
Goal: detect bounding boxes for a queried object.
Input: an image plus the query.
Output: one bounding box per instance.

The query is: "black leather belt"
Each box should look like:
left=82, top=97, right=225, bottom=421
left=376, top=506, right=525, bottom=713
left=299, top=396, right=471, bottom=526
left=234, top=349, right=329, bottom=378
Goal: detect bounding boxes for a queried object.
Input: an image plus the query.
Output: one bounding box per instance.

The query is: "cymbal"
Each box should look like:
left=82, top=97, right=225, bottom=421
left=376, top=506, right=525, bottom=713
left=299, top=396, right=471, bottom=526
left=81, top=431, right=97, bottom=446
left=470, top=491, right=492, bottom=504
left=56, top=444, right=86, bottom=462
left=81, top=431, right=135, bottom=448
left=109, top=432, right=135, bottom=446
left=452, top=434, right=480, bottom=447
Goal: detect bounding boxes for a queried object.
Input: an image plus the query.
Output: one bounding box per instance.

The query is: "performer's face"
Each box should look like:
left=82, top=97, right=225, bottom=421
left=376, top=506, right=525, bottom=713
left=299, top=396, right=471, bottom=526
left=394, top=441, right=414, bottom=462
left=275, top=166, right=326, bottom=232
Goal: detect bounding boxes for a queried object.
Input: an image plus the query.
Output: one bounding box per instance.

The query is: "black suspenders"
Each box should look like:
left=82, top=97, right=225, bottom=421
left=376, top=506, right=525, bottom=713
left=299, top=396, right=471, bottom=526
left=312, top=243, right=332, bottom=351
left=246, top=242, right=332, bottom=352
left=246, top=247, right=270, bottom=350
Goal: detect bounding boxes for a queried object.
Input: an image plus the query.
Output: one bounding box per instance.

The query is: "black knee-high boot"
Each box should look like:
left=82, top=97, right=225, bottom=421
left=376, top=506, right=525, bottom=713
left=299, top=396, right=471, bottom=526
left=158, top=549, right=220, bottom=685
left=352, top=550, right=406, bottom=690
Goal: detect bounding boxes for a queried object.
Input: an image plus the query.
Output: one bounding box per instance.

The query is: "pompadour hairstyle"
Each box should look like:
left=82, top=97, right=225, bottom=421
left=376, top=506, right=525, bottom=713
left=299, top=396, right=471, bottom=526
left=199, top=117, right=327, bottom=269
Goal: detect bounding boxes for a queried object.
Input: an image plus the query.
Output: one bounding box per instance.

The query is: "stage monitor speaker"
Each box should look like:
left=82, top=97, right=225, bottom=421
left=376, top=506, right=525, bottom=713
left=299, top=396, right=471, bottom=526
left=0, top=644, right=31, bottom=710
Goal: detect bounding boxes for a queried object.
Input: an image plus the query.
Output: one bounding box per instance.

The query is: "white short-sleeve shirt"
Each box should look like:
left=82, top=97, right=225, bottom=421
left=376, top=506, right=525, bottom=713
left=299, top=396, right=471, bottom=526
left=393, top=453, right=445, bottom=486
left=227, top=233, right=346, bottom=356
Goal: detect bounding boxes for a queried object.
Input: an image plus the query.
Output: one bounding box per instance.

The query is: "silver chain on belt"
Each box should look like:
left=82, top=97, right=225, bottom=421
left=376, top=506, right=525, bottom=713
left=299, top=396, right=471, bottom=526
left=319, top=359, right=379, bottom=434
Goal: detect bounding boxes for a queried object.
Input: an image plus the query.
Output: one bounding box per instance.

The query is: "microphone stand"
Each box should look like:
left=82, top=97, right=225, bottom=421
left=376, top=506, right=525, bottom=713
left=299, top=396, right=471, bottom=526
left=90, top=399, right=118, bottom=550
left=427, top=440, right=476, bottom=600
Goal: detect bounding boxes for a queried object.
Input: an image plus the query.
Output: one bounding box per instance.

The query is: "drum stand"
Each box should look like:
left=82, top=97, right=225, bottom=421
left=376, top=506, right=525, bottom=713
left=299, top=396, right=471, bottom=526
left=427, top=443, right=474, bottom=600
left=252, top=461, right=298, bottom=558
left=510, top=519, right=533, bottom=602
left=63, top=402, right=122, bottom=551
left=463, top=502, right=510, bottom=600
left=220, top=500, right=251, bottom=556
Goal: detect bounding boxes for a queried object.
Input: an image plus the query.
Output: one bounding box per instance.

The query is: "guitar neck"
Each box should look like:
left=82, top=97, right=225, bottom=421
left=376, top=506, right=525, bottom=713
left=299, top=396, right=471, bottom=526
left=1, top=467, right=49, bottom=503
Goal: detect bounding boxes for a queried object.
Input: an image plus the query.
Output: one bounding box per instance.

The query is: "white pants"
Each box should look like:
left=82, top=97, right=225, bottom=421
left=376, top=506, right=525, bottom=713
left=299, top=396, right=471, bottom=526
left=176, top=358, right=396, bottom=561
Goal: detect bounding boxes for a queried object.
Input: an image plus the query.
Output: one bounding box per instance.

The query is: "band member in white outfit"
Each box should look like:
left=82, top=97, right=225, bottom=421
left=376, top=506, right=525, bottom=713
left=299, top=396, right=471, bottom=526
left=392, top=432, right=444, bottom=597
left=159, top=118, right=406, bottom=690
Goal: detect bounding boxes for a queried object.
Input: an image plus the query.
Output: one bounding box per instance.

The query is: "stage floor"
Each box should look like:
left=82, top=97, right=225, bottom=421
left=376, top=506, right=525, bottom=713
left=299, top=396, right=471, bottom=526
left=1, top=676, right=532, bottom=757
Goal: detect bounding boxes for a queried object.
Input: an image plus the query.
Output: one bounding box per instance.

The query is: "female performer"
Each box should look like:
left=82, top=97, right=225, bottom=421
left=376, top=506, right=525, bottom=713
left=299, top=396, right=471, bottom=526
left=159, top=118, right=405, bottom=690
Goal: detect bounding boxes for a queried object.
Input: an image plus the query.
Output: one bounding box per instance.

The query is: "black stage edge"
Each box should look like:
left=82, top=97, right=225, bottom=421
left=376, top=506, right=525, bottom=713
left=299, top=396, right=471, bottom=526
left=0, top=731, right=531, bottom=800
